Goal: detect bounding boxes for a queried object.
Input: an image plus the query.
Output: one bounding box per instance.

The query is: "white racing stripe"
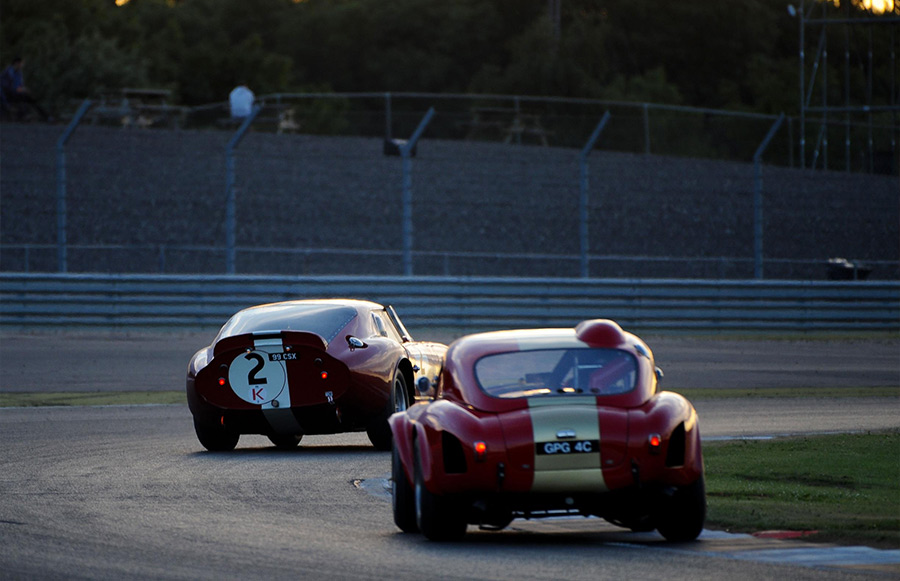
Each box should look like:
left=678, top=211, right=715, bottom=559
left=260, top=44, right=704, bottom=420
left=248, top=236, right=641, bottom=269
left=528, top=397, right=607, bottom=493
left=250, top=335, right=305, bottom=436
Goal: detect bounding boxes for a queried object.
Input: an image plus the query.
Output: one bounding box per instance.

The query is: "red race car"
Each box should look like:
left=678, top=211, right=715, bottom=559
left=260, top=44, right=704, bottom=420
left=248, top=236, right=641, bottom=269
left=390, top=319, right=705, bottom=541
left=187, top=299, right=446, bottom=451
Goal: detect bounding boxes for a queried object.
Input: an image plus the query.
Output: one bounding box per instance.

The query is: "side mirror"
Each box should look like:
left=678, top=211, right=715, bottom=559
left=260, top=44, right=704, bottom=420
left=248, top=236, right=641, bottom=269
left=347, top=336, right=367, bottom=350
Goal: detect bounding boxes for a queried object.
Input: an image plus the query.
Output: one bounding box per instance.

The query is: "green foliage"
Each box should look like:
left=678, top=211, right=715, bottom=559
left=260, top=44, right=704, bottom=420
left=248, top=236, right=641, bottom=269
left=0, top=0, right=896, bottom=114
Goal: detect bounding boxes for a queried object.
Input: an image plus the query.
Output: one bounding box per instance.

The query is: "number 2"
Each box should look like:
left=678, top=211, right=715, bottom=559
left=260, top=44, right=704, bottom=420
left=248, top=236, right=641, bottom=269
left=245, top=352, right=268, bottom=385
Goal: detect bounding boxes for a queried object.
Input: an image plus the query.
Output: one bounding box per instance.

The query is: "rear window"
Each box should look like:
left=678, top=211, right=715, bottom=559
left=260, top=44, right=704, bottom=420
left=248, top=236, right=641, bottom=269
left=474, top=348, right=637, bottom=399
left=217, top=303, right=357, bottom=343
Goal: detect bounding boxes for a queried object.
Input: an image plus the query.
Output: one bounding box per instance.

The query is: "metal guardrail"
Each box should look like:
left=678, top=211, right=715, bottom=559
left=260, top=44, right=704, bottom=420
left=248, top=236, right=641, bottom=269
left=1, top=273, right=897, bottom=332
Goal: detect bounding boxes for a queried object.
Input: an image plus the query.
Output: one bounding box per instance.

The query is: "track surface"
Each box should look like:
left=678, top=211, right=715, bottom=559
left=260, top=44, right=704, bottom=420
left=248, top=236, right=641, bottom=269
left=1, top=331, right=898, bottom=392
left=1, top=331, right=898, bottom=580
left=2, top=405, right=897, bottom=581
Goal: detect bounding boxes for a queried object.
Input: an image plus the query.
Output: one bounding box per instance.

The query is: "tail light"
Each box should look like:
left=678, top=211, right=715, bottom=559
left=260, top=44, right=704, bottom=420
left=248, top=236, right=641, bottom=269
left=648, top=433, right=662, bottom=455
left=474, top=441, right=488, bottom=462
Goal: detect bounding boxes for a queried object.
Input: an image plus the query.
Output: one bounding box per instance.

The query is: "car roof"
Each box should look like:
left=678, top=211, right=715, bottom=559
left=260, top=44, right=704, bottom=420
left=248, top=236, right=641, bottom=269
left=442, top=320, right=656, bottom=412
left=216, top=299, right=383, bottom=343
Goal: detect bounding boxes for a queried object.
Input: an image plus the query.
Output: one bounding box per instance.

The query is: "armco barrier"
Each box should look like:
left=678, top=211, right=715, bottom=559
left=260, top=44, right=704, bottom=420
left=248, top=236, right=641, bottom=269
left=1, top=273, right=898, bottom=333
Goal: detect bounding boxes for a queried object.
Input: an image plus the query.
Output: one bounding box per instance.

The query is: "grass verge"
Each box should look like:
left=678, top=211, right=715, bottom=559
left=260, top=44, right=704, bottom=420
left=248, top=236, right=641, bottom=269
left=704, top=430, right=900, bottom=549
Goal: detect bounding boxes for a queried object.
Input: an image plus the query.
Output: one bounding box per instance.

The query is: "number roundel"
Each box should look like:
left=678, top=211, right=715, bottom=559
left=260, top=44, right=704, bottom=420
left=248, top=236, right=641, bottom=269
left=228, top=350, right=286, bottom=405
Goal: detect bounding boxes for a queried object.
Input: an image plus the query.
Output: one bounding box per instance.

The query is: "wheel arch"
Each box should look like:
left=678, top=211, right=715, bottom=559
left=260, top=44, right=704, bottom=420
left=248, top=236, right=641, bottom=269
left=397, top=358, right=416, bottom=407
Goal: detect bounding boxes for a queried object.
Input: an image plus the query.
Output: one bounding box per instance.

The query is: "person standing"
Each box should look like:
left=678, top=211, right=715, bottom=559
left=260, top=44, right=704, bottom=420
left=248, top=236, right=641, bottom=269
left=1, top=57, right=51, bottom=121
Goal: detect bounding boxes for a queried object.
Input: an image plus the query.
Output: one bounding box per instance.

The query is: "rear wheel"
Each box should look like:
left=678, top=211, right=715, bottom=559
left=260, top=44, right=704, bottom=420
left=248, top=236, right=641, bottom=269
left=367, top=371, right=409, bottom=451
left=267, top=433, right=303, bottom=450
left=194, top=420, right=239, bottom=452
left=655, top=476, right=706, bottom=542
left=414, top=445, right=467, bottom=541
left=391, top=440, right=418, bottom=533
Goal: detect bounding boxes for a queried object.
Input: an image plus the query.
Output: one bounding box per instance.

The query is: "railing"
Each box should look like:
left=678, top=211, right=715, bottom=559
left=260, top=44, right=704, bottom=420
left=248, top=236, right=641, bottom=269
left=1, top=273, right=897, bottom=332
left=2, top=243, right=896, bottom=281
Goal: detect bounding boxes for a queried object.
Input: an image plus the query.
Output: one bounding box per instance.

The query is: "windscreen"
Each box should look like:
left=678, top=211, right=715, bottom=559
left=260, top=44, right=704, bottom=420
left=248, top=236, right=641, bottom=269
left=216, top=303, right=358, bottom=344
left=474, top=348, right=637, bottom=399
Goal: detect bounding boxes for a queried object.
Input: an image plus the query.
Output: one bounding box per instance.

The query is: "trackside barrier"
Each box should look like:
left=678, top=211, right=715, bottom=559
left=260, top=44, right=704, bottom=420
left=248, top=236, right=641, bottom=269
left=1, top=273, right=897, bottom=332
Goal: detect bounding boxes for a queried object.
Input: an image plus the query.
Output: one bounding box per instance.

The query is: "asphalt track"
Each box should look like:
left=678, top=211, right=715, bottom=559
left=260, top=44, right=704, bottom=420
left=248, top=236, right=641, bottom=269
left=1, top=331, right=898, bottom=580
left=1, top=330, right=899, bottom=393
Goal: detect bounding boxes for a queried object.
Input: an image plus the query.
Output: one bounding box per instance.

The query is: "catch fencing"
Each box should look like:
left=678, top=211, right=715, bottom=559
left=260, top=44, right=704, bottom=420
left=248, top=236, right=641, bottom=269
left=0, top=93, right=897, bottom=281
left=1, top=273, right=897, bottom=333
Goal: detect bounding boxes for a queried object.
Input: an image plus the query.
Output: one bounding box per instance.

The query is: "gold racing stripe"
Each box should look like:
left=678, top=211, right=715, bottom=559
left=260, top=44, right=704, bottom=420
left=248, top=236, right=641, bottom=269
left=529, top=397, right=607, bottom=493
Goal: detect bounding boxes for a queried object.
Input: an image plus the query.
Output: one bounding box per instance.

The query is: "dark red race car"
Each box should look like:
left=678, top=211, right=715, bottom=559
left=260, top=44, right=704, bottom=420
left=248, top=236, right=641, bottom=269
left=187, top=299, right=446, bottom=451
left=389, top=319, right=705, bottom=541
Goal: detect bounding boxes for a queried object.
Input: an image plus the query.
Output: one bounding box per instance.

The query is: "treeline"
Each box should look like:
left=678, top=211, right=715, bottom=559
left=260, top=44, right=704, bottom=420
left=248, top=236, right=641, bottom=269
left=0, top=0, right=896, bottom=116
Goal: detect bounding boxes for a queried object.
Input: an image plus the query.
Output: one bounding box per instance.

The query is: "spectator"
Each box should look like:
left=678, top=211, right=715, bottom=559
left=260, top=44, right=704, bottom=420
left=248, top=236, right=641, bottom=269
left=1, top=57, right=51, bottom=122
left=229, top=83, right=255, bottom=118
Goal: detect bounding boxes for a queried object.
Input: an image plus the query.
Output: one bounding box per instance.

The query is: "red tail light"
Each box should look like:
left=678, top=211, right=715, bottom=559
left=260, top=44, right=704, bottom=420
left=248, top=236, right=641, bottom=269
left=474, top=441, right=487, bottom=462
left=648, top=433, right=662, bottom=454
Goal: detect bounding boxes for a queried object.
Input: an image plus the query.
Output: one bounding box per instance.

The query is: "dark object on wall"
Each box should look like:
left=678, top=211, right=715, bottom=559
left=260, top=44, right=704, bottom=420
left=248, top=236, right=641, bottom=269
left=827, top=257, right=871, bottom=280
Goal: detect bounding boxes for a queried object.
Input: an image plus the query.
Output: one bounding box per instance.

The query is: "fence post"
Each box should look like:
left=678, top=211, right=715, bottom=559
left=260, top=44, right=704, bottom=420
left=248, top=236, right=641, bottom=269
left=224, top=106, right=261, bottom=274
left=753, top=113, right=786, bottom=280
left=579, top=111, right=611, bottom=278
left=55, top=99, right=93, bottom=273
left=384, top=92, right=392, bottom=141
left=642, top=103, right=651, bottom=154
left=400, top=107, right=435, bottom=276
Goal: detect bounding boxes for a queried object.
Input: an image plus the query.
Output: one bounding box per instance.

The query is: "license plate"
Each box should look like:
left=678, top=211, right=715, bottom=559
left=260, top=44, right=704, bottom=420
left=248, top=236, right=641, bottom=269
left=536, top=440, right=598, bottom=455
left=268, top=352, right=297, bottom=361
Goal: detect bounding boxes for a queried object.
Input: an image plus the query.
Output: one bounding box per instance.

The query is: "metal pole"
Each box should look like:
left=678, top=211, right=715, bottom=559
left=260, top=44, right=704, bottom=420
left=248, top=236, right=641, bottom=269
left=400, top=107, right=436, bottom=276
left=844, top=10, right=850, bottom=172
left=55, top=99, right=93, bottom=273
left=868, top=26, right=874, bottom=173
left=643, top=103, right=651, bottom=154
left=225, top=106, right=261, bottom=274
left=579, top=111, right=611, bottom=278
left=822, top=0, right=828, bottom=171
left=799, top=0, right=806, bottom=169
left=385, top=92, right=392, bottom=141
left=753, top=113, right=786, bottom=280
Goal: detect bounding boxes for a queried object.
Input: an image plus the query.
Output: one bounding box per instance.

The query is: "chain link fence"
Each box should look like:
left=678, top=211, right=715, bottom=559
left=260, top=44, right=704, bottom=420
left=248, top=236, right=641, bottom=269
left=1, top=93, right=897, bottom=280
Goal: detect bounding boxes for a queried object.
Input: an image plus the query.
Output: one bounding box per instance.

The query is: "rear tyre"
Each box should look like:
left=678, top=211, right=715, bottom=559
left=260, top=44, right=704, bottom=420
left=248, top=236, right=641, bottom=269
left=414, top=445, right=467, bottom=541
left=392, top=440, right=418, bottom=533
left=367, top=371, right=409, bottom=451
left=267, top=433, right=303, bottom=450
left=194, top=420, right=239, bottom=452
left=655, top=476, right=706, bottom=542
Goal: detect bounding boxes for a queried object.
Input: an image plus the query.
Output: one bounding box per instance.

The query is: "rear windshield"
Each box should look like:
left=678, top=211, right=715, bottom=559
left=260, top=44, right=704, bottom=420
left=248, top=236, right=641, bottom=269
left=474, top=348, right=637, bottom=399
left=216, top=303, right=358, bottom=343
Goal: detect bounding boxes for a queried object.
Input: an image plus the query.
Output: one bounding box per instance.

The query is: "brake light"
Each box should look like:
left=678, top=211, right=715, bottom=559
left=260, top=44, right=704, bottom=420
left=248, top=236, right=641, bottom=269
left=218, top=377, right=227, bottom=386
left=320, top=371, right=328, bottom=380
left=648, top=433, right=662, bottom=454
left=474, top=441, right=487, bottom=462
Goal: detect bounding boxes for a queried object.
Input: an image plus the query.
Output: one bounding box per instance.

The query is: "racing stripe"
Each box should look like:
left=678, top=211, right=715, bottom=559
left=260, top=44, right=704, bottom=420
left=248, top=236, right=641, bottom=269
left=529, top=397, right=607, bottom=493
left=252, top=335, right=304, bottom=435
